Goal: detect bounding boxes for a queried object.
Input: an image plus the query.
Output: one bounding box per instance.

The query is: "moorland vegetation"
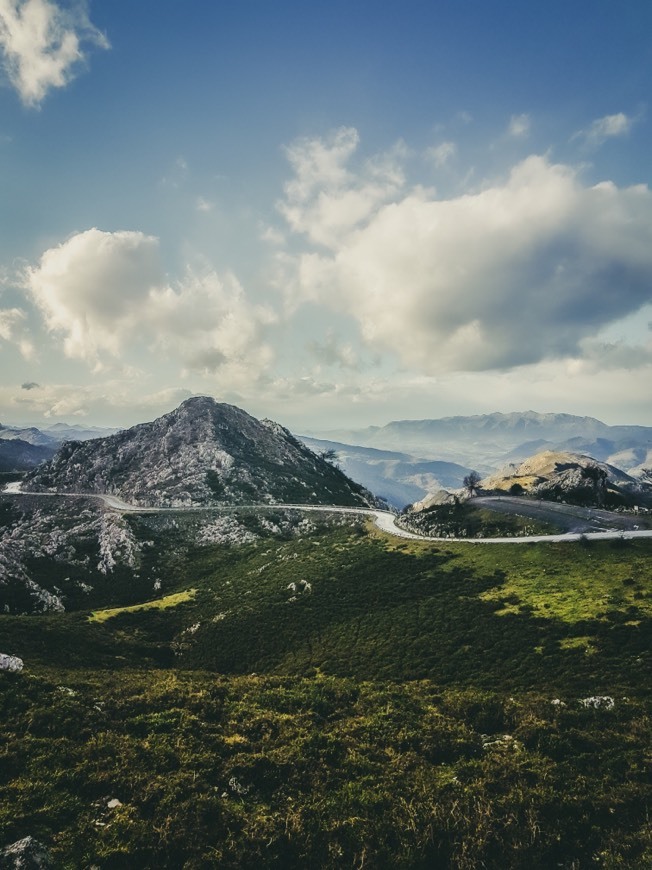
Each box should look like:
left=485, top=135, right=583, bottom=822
left=1, top=514, right=650, bottom=868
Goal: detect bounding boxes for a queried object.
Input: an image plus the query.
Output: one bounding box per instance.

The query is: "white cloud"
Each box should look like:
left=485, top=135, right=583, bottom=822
left=0, top=0, right=108, bottom=107
left=573, top=112, right=634, bottom=148
left=5, top=380, right=198, bottom=424
left=0, top=305, right=33, bottom=357
left=278, top=131, right=652, bottom=375
left=277, top=126, right=405, bottom=249
left=508, top=113, right=530, bottom=137
left=25, top=228, right=277, bottom=381
left=0, top=306, right=24, bottom=340
left=426, top=141, right=456, bottom=168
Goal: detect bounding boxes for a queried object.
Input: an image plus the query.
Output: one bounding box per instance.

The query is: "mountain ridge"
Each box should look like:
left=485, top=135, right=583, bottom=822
left=25, top=397, right=375, bottom=508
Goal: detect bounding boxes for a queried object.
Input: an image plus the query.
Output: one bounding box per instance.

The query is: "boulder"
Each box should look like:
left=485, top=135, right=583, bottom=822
left=0, top=654, right=23, bottom=673
left=0, top=836, right=53, bottom=869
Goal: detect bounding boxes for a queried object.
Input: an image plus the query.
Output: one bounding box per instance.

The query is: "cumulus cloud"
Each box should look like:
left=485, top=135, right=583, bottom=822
left=278, top=131, right=652, bottom=375
left=25, top=228, right=276, bottom=380
left=508, top=113, right=530, bottom=137
left=573, top=112, right=634, bottom=148
left=277, top=126, right=405, bottom=249
left=0, top=0, right=109, bottom=107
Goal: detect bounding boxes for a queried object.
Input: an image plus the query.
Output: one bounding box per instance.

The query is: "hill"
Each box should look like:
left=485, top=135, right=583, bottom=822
left=481, top=450, right=650, bottom=508
left=0, top=439, right=56, bottom=472
left=25, top=397, right=374, bottom=508
left=1, top=508, right=650, bottom=866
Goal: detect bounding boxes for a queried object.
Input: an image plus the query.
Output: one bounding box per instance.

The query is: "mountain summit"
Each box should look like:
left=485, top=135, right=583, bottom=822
left=26, top=397, right=373, bottom=508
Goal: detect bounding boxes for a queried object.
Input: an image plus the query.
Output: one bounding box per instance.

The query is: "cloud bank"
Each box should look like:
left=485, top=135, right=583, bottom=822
left=279, top=130, right=652, bottom=374
left=0, top=0, right=108, bottom=106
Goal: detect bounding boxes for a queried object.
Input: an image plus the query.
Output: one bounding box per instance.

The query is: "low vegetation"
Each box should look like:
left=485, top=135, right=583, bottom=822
left=90, top=589, right=198, bottom=624
left=1, top=670, right=649, bottom=869
left=398, top=500, right=558, bottom=538
left=1, top=519, right=650, bottom=867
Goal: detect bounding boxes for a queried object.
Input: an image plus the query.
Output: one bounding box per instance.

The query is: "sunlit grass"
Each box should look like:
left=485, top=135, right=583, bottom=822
left=90, top=588, right=197, bottom=623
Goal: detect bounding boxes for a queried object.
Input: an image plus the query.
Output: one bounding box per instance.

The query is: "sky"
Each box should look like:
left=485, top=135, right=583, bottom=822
left=0, top=0, right=651, bottom=433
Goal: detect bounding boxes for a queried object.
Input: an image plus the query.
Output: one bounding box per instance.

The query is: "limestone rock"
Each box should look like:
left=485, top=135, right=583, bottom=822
left=0, top=654, right=23, bottom=673
left=0, top=836, right=53, bottom=869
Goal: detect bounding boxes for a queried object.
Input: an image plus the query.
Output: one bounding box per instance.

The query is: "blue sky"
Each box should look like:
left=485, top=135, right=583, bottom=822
left=0, top=0, right=651, bottom=431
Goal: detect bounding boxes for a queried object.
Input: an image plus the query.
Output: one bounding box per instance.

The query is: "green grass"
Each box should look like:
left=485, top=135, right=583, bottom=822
left=89, top=589, right=197, bottom=623
left=398, top=501, right=559, bottom=538
left=1, top=520, right=650, bottom=867
left=0, top=670, right=649, bottom=869
left=3, top=524, right=648, bottom=696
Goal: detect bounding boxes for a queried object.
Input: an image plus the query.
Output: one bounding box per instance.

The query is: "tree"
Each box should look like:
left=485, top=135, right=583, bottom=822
left=463, top=470, right=481, bottom=497
left=319, top=449, right=339, bottom=467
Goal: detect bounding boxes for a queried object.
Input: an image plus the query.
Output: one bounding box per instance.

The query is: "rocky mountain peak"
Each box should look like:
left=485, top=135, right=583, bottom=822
left=25, top=398, right=373, bottom=509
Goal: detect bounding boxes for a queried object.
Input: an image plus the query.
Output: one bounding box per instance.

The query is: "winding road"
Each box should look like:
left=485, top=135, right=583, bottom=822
left=3, top=482, right=652, bottom=544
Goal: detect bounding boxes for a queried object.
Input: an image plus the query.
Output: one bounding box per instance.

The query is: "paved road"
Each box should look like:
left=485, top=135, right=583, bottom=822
left=474, top=495, right=647, bottom=533
left=4, top=483, right=652, bottom=544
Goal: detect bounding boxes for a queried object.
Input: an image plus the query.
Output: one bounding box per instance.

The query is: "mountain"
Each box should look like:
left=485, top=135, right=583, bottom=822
left=0, top=439, right=57, bottom=472
left=300, top=436, right=472, bottom=508
left=314, top=411, right=652, bottom=471
left=25, top=397, right=374, bottom=508
left=0, top=423, right=58, bottom=447
left=481, top=450, right=651, bottom=507
left=41, top=422, right=122, bottom=441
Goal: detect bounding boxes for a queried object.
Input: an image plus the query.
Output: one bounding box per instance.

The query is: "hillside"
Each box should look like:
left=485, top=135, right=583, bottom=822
left=300, top=436, right=472, bottom=508
left=0, top=439, right=56, bottom=472
left=25, top=397, right=374, bottom=508
left=1, top=508, right=650, bottom=866
left=481, top=450, right=650, bottom=508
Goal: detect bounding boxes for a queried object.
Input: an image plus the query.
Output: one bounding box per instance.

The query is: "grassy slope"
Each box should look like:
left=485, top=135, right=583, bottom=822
left=1, top=671, right=649, bottom=869
left=1, top=523, right=651, bottom=868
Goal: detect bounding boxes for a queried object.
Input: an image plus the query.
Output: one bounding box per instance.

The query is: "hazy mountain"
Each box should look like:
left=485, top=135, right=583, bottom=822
left=313, top=411, right=652, bottom=471
left=300, top=436, right=472, bottom=508
left=25, top=397, right=375, bottom=508
left=0, top=439, right=57, bottom=472
left=0, top=424, right=58, bottom=447
left=41, top=422, right=122, bottom=441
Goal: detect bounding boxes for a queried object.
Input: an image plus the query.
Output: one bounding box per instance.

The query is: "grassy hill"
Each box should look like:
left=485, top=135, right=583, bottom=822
left=1, top=519, right=650, bottom=867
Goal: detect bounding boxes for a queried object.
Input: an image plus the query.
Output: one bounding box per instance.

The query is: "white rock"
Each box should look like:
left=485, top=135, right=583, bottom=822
left=0, top=653, right=23, bottom=673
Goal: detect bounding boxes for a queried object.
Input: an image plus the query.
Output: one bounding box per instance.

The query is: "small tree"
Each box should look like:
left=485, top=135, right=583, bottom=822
left=463, top=470, right=481, bottom=497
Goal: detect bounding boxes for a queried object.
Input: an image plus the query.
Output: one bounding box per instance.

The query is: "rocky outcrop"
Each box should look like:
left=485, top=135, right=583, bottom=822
left=410, top=489, right=456, bottom=513
left=481, top=450, right=650, bottom=507
left=25, top=397, right=374, bottom=508
left=0, top=836, right=52, bottom=868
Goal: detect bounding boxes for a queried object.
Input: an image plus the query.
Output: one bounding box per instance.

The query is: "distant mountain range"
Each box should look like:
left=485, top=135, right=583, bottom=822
left=0, top=421, right=120, bottom=475
left=25, top=397, right=374, bottom=508
left=0, top=421, right=120, bottom=446
left=3, top=408, right=652, bottom=508
left=311, top=411, right=652, bottom=477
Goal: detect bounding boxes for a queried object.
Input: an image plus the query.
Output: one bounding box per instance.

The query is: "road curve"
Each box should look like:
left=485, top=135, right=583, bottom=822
left=3, top=483, right=652, bottom=544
